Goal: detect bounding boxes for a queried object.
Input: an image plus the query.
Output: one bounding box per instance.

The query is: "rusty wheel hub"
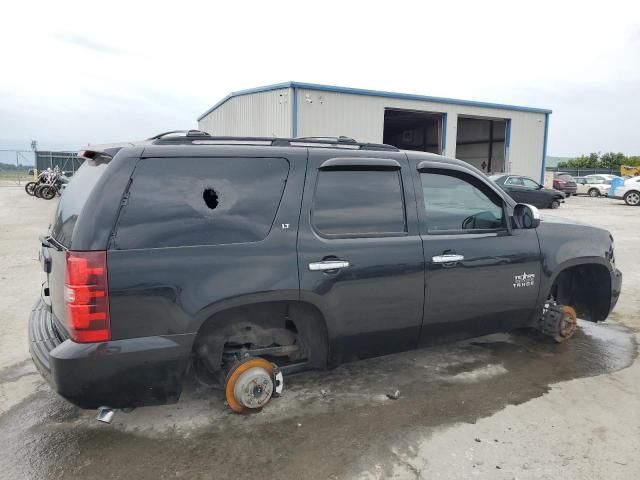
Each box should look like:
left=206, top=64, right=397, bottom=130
left=554, top=305, right=577, bottom=343
left=225, top=357, right=274, bottom=413
left=539, top=304, right=578, bottom=343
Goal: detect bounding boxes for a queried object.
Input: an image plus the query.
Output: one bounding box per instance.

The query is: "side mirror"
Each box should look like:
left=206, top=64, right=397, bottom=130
left=513, top=203, right=540, bottom=229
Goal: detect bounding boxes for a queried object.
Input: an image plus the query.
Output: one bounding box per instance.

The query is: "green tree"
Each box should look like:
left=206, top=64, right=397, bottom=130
left=556, top=152, right=640, bottom=172
left=568, top=153, right=599, bottom=168
left=600, top=152, right=626, bottom=169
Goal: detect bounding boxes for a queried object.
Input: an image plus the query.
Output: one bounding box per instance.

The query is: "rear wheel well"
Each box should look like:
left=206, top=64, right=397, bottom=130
left=549, top=264, right=611, bottom=322
left=193, top=301, right=329, bottom=380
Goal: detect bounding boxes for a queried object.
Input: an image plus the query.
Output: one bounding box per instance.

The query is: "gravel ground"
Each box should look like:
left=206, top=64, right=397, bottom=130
left=0, top=186, right=638, bottom=479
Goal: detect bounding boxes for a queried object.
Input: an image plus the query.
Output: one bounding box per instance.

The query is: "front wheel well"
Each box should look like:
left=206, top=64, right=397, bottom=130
left=548, top=264, right=612, bottom=322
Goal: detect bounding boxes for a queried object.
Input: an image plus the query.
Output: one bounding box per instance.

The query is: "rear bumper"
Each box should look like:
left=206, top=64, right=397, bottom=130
left=29, top=299, right=194, bottom=409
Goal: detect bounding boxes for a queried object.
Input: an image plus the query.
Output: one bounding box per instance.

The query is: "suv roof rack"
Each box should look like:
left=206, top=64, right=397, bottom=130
left=186, top=135, right=399, bottom=152
left=79, top=133, right=399, bottom=158
left=147, top=130, right=212, bottom=140
left=295, top=135, right=357, bottom=144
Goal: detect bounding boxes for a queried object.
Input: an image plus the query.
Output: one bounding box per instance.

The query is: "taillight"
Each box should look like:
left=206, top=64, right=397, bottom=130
left=556, top=179, right=566, bottom=185
left=64, top=251, right=110, bottom=343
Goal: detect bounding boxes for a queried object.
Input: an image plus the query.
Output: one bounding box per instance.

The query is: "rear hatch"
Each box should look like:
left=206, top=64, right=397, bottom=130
left=555, top=173, right=577, bottom=192
left=42, top=156, right=112, bottom=338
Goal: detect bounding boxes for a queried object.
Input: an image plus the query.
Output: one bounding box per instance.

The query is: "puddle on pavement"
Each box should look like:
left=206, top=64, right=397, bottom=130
left=0, top=320, right=636, bottom=480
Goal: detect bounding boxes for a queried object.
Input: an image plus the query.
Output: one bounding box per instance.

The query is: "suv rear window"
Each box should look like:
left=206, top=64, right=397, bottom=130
left=50, top=159, right=110, bottom=247
left=113, top=157, right=289, bottom=249
left=557, top=174, right=574, bottom=181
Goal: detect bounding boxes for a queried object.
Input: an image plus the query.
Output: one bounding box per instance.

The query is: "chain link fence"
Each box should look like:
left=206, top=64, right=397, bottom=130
left=0, top=150, right=81, bottom=186
left=545, top=166, right=620, bottom=177
left=0, top=150, right=35, bottom=185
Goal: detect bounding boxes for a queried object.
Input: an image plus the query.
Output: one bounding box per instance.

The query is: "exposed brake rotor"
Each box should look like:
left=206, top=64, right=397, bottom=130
left=224, top=357, right=282, bottom=413
left=540, top=304, right=578, bottom=343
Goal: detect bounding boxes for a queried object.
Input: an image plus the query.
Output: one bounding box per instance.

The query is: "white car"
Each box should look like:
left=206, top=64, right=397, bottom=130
left=623, top=175, right=640, bottom=186
left=574, top=176, right=610, bottom=197
left=612, top=180, right=640, bottom=206
left=585, top=174, right=617, bottom=183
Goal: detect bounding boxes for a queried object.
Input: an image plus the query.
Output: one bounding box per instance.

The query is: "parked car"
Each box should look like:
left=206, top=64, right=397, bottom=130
left=575, top=176, right=610, bottom=197
left=612, top=179, right=640, bottom=206
left=623, top=175, right=640, bottom=186
left=584, top=174, right=616, bottom=184
left=490, top=174, right=565, bottom=209
left=30, top=131, right=622, bottom=417
left=553, top=172, right=578, bottom=196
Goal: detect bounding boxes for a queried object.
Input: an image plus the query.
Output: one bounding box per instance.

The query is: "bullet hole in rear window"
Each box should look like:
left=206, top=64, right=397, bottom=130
left=203, top=188, right=219, bottom=210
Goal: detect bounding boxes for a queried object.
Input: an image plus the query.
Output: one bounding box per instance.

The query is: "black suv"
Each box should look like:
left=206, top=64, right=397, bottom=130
left=30, top=131, right=622, bottom=414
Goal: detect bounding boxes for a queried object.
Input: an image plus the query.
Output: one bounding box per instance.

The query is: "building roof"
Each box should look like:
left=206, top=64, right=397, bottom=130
left=197, top=81, right=552, bottom=121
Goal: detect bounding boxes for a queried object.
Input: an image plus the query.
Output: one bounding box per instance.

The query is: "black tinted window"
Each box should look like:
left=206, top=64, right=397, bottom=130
left=114, top=157, right=289, bottom=249
left=421, top=171, right=504, bottom=232
left=50, top=159, right=109, bottom=247
left=312, top=170, right=406, bottom=236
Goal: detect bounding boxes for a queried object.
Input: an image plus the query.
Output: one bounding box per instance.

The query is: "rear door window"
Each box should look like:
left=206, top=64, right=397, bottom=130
left=521, top=178, right=540, bottom=188
left=311, top=170, right=406, bottom=236
left=114, top=157, right=289, bottom=249
left=505, top=177, right=524, bottom=186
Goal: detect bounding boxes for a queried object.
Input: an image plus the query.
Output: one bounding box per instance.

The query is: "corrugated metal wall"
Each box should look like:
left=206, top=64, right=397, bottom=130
left=296, top=89, right=546, bottom=180
left=198, top=88, right=292, bottom=137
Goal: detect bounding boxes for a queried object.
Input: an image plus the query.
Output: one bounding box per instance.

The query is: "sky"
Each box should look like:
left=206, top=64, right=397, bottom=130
left=1, top=0, right=639, bottom=158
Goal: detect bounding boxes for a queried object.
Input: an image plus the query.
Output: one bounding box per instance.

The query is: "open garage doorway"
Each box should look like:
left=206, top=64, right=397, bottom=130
left=383, top=109, right=444, bottom=153
left=456, top=116, right=507, bottom=173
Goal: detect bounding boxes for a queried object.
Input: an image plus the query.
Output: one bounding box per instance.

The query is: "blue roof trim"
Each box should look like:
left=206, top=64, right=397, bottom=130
left=541, top=113, right=550, bottom=183
left=197, top=81, right=552, bottom=121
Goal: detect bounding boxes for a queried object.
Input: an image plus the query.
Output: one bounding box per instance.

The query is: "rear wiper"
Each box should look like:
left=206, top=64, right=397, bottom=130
left=39, top=234, right=63, bottom=252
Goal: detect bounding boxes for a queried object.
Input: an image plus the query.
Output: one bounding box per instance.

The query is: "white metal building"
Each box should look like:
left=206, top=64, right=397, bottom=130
left=198, top=82, right=551, bottom=180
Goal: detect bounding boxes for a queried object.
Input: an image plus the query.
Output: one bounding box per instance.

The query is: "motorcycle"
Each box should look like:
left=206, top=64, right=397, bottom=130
left=27, top=168, right=68, bottom=199
left=24, top=169, right=51, bottom=196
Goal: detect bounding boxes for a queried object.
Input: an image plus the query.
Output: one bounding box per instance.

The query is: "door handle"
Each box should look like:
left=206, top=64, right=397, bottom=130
left=432, top=254, right=464, bottom=264
left=308, top=260, right=350, bottom=271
